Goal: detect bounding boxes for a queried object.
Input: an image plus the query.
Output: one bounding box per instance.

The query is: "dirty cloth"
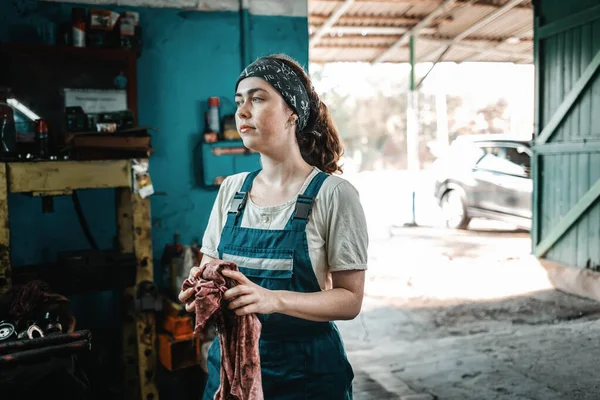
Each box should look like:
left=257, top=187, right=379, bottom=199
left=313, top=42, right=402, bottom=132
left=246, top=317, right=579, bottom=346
left=182, top=259, right=263, bottom=400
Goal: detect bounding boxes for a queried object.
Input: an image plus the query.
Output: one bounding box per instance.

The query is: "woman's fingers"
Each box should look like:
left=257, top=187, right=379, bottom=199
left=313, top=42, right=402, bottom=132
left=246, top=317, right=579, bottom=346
left=221, top=269, right=252, bottom=285
left=178, top=287, right=195, bottom=303
left=228, top=294, right=256, bottom=310
left=189, top=266, right=202, bottom=279
left=185, top=301, right=195, bottom=313
left=223, top=285, right=253, bottom=300
left=234, top=304, right=257, bottom=316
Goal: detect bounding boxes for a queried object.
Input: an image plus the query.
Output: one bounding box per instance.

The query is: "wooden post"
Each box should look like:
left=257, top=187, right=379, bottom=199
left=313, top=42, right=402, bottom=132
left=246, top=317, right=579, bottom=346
left=116, top=181, right=159, bottom=400
left=131, top=191, right=159, bottom=400
left=0, top=163, right=11, bottom=294
left=117, top=187, right=140, bottom=400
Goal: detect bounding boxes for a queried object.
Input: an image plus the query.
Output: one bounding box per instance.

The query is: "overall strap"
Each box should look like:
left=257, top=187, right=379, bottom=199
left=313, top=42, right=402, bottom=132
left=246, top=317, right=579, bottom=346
left=303, top=171, right=329, bottom=198
left=225, top=170, right=261, bottom=227
left=287, top=171, right=329, bottom=231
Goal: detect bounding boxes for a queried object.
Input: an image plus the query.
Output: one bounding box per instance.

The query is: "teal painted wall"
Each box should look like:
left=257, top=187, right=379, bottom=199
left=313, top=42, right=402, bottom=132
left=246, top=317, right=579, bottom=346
left=1, top=1, right=308, bottom=280
left=534, top=0, right=600, bottom=269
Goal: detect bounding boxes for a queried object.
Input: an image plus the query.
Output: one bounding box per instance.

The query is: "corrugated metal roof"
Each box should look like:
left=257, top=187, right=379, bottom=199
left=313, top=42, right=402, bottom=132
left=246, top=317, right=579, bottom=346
left=346, top=2, right=415, bottom=17
left=309, top=0, right=533, bottom=63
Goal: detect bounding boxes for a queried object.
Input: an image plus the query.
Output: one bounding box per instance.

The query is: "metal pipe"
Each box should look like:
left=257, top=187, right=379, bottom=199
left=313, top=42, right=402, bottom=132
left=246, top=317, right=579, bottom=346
left=406, top=34, right=419, bottom=226
left=415, top=46, right=451, bottom=90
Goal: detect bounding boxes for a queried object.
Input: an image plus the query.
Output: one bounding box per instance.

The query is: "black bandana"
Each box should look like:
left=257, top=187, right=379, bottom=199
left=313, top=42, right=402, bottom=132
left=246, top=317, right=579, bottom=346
left=236, top=58, right=310, bottom=131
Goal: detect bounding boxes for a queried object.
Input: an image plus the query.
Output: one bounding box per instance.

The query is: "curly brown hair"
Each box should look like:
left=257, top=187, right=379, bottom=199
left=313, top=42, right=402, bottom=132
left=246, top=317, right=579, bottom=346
left=263, top=54, right=344, bottom=175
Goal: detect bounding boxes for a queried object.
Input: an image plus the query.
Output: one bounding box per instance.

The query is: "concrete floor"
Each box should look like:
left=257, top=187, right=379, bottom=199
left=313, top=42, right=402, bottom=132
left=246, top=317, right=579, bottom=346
left=338, top=221, right=600, bottom=400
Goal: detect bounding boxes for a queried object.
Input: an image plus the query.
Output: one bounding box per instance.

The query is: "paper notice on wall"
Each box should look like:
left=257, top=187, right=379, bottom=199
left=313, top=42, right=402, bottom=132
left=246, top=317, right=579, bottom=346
left=132, top=160, right=155, bottom=199
left=64, top=89, right=128, bottom=113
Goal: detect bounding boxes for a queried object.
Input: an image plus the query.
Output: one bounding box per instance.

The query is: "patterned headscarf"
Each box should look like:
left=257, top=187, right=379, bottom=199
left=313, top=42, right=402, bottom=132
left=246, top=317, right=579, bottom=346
left=236, top=57, right=311, bottom=131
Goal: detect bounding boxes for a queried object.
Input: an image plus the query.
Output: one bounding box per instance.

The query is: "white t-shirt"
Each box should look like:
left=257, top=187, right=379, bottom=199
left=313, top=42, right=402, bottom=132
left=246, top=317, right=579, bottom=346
left=201, top=167, right=369, bottom=290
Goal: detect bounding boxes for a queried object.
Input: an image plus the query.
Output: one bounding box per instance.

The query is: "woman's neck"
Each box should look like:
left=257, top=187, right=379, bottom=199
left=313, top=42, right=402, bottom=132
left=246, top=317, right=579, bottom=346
left=258, top=152, right=313, bottom=188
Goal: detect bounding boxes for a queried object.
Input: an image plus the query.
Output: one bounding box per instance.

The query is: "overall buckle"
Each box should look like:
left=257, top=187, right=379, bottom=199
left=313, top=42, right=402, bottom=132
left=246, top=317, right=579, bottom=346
left=228, top=192, right=248, bottom=215
left=293, top=194, right=314, bottom=220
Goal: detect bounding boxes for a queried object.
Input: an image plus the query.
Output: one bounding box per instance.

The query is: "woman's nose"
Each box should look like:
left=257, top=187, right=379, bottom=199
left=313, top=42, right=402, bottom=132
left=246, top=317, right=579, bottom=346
left=236, top=100, right=251, bottom=119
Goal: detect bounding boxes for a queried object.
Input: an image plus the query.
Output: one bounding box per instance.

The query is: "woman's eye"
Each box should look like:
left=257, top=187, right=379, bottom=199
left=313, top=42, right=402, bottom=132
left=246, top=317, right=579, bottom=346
left=252, top=97, right=263, bottom=103
left=235, top=100, right=243, bottom=107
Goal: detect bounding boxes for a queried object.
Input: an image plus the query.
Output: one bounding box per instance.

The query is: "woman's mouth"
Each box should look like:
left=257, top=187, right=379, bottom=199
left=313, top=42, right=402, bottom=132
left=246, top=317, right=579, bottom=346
left=239, top=125, right=254, bottom=134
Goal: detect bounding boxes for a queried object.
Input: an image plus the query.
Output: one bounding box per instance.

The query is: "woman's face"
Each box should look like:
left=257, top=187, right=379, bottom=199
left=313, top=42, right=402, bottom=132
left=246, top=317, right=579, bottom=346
left=235, top=77, right=296, bottom=154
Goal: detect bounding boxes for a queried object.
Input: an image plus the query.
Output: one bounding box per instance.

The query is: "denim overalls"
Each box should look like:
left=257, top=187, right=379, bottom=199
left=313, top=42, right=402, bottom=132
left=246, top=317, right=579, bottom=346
left=202, top=170, right=354, bottom=400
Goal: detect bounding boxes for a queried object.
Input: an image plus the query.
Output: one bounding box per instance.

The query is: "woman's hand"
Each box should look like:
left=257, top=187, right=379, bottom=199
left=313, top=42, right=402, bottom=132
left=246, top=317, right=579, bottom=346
left=222, top=269, right=281, bottom=316
left=178, top=264, right=206, bottom=313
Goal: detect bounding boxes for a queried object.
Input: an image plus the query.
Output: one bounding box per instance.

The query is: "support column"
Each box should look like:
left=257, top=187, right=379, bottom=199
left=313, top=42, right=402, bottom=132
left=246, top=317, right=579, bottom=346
left=117, top=180, right=158, bottom=400
left=406, top=35, right=420, bottom=226
left=0, top=163, right=10, bottom=294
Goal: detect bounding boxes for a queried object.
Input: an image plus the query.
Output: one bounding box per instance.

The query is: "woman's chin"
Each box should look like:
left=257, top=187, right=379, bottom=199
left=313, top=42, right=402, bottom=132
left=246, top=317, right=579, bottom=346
left=240, top=136, right=261, bottom=152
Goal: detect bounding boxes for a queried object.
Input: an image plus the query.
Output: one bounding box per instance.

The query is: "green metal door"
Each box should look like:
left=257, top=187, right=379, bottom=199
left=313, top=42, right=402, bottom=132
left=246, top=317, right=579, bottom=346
left=532, top=0, right=600, bottom=270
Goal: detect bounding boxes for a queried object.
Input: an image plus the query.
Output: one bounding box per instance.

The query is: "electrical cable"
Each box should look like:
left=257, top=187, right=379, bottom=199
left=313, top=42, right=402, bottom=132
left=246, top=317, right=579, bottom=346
left=71, top=190, right=99, bottom=250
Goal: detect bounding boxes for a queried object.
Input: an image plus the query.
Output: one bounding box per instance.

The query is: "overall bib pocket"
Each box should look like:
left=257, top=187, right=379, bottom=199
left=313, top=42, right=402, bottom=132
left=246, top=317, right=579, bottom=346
left=221, top=246, right=294, bottom=290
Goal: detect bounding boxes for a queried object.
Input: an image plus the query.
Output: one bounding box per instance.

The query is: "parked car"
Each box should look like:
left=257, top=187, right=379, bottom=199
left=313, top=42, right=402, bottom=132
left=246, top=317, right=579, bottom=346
left=431, top=134, right=533, bottom=230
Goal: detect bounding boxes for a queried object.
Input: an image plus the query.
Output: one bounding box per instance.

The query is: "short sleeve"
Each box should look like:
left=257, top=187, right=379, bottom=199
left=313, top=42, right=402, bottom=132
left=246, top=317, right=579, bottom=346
left=325, top=180, right=369, bottom=272
left=201, top=177, right=234, bottom=259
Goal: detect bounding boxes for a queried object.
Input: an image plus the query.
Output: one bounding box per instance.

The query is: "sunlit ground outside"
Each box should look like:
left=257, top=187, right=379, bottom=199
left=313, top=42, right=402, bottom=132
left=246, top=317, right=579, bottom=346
left=336, top=168, right=600, bottom=400
left=342, top=166, right=552, bottom=303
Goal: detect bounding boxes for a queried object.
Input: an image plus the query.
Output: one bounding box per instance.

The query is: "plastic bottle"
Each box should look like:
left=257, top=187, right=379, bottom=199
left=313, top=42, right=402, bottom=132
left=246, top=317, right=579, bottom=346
left=35, top=119, right=49, bottom=159
left=72, top=8, right=86, bottom=48
left=207, top=97, right=221, bottom=137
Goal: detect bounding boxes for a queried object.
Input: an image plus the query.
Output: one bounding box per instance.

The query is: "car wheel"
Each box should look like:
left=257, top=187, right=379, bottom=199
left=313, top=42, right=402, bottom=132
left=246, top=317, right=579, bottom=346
left=441, top=189, right=470, bottom=229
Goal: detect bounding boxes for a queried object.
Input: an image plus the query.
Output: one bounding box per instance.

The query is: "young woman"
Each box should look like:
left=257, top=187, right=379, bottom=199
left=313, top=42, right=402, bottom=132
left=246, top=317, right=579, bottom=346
left=179, top=54, right=368, bottom=399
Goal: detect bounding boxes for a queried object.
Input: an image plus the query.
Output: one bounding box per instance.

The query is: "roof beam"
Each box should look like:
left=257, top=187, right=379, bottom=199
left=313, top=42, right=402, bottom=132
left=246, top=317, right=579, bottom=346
left=462, top=0, right=531, bottom=8
left=316, top=39, right=530, bottom=61
left=311, top=0, right=531, bottom=9
left=313, top=45, right=390, bottom=50
left=371, top=0, right=458, bottom=63
left=313, top=27, right=409, bottom=36
left=454, top=0, right=527, bottom=42
left=472, top=24, right=533, bottom=61
left=316, top=33, right=532, bottom=45
left=311, top=15, right=419, bottom=25
left=419, top=0, right=527, bottom=62
left=310, top=26, right=439, bottom=36
left=309, top=15, right=454, bottom=27
left=419, top=37, right=532, bottom=61
left=316, top=40, right=529, bottom=55
left=310, top=0, right=355, bottom=48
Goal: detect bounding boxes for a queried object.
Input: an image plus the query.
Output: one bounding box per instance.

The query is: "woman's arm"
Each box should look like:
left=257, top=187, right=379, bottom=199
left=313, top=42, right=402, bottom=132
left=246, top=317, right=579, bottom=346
left=277, top=269, right=365, bottom=321
left=222, top=269, right=365, bottom=322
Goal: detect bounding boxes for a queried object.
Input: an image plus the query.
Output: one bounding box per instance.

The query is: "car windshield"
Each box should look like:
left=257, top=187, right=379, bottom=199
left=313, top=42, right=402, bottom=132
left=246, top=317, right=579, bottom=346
left=450, top=139, right=486, bottom=165
left=477, top=144, right=531, bottom=177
